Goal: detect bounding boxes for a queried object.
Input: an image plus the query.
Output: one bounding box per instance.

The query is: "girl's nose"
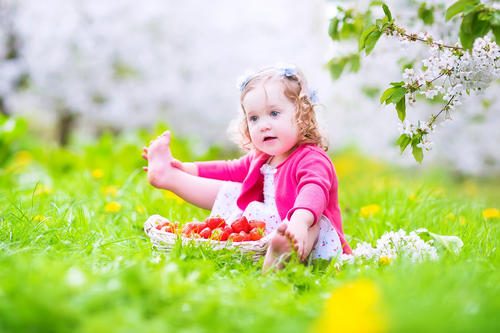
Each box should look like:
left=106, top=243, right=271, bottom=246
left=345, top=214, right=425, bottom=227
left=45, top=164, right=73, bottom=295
left=259, top=120, right=271, bottom=131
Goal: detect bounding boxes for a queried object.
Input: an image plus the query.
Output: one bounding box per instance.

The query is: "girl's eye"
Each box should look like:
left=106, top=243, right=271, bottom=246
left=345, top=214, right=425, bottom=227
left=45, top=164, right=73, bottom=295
left=270, top=111, right=279, bottom=117
left=249, top=116, right=258, bottom=122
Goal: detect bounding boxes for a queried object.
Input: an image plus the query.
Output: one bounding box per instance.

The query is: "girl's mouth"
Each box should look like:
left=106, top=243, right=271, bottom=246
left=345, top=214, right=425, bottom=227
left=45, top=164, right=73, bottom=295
left=263, top=136, right=277, bottom=142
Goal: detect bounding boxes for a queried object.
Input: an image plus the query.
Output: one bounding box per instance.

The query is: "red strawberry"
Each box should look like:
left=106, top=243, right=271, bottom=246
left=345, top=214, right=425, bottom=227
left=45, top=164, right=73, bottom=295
left=228, top=232, right=244, bottom=242
left=249, top=228, right=264, bottom=241
left=220, top=225, right=233, bottom=241
left=212, top=228, right=223, bottom=241
left=156, top=221, right=170, bottom=230
left=200, top=227, right=212, bottom=239
left=182, top=222, right=199, bottom=237
left=249, top=220, right=266, bottom=231
left=205, top=216, right=227, bottom=230
left=239, top=231, right=251, bottom=242
left=192, top=222, right=208, bottom=233
left=231, top=216, right=250, bottom=233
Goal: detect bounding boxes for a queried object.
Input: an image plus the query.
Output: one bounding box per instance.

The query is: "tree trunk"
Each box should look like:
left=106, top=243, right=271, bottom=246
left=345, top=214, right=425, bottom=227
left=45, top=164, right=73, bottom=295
left=58, top=111, right=76, bottom=146
left=0, top=98, right=9, bottom=116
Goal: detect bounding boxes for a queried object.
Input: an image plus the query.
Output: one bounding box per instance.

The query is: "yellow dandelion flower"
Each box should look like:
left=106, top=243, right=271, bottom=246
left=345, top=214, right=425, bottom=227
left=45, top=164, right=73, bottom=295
left=136, top=205, right=144, bottom=214
left=482, top=208, right=499, bottom=219
left=102, top=185, right=118, bottom=197
left=104, top=201, right=122, bottom=212
left=33, top=215, right=46, bottom=222
left=164, top=191, right=185, bottom=204
left=92, top=169, right=104, bottom=179
left=14, top=151, right=33, bottom=165
left=360, top=204, right=381, bottom=218
left=445, top=213, right=456, bottom=220
left=379, top=256, right=392, bottom=265
left=311, top=279, right=387, bottom=333
left=459, top=216, right=466, bottom=226
left=408, top=193, right=416, bottom=201
left=34, top=185, right=52, bottom=196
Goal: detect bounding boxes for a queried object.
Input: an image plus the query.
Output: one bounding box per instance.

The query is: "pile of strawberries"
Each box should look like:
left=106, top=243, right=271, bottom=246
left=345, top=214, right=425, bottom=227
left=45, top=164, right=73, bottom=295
left=155, top=216, right=266, bottom=242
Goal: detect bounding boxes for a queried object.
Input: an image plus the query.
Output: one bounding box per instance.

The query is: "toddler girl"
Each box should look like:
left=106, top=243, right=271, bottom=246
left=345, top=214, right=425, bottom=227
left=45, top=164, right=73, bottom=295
left=142, top=64, right=351, bottom=271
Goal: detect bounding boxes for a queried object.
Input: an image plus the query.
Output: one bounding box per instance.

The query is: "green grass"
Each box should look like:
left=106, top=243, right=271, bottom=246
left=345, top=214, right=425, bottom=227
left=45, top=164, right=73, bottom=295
left=1, top=121, right=499, bottom=332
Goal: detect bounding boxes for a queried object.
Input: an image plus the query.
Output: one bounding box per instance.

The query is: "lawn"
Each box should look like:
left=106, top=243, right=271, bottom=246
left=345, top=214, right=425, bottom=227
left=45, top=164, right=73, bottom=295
left=1, top=118, right=499, bottom=332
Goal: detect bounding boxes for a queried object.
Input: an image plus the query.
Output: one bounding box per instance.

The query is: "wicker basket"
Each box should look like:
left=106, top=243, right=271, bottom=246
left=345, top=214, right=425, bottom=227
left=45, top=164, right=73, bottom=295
left=144, top=214, right=270, bottom=261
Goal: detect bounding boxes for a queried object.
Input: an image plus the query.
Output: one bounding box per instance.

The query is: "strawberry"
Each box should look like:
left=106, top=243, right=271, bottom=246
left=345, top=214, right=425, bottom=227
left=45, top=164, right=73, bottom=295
left=192, top=222, right=208, bottom=233
left=249, top=228, right=264, bottom=241
left=239, top=231, right=251, bottom=241
left=211, top=228, right=223, bottom=241
left=231, top=216, right=250, bottom=233
left=205, top=216, right=226, bottom=230
left=249, top=220, right=266, bottom=231
left=221, top=225, right=233, bottom=241
left=181, top=222, right=197, bottom=236
left=156, top=221, right=170, bottom=230
left=200, top=227, right=212, bottom=239
left=228, top=232, right=244, bottom=242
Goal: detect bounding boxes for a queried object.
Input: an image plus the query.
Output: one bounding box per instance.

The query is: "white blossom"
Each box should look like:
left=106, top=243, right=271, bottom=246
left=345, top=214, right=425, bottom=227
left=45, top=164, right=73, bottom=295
left=336, top=228, right=440, bottom=268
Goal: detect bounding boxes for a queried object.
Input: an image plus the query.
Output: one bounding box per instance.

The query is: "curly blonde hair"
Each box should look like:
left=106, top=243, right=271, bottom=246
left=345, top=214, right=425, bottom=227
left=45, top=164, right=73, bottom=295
left=233, top=66, right=328, bottom=152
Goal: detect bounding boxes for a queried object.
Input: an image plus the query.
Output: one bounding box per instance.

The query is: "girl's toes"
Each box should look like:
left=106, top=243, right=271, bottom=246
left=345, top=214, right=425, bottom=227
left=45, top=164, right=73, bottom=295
left=277, top=223, right=288, bottom=235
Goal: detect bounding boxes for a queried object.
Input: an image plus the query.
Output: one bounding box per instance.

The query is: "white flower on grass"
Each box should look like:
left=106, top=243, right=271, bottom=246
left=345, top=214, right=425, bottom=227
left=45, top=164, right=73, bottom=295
left=66, top=267, right=86, bottom=287
left=337, top=229, right=440, bottom=268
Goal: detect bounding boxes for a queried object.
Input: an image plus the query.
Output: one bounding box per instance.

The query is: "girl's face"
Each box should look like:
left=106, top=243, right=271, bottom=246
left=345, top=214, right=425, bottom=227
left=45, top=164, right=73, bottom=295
left=242, top=79, right=300, bottom=164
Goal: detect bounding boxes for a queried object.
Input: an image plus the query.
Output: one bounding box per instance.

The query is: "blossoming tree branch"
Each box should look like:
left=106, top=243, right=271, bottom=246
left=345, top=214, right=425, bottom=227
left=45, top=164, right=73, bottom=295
left=327, top=0, right=500, bottom=162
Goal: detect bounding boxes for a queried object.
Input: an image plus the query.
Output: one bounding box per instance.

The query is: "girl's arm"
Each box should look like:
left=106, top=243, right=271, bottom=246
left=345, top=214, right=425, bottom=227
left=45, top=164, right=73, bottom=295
left=286, top=152, right=335, bottom=227
left=171, top=160, right=199, bottom=176
left=193, top=152, right=254, bottom=182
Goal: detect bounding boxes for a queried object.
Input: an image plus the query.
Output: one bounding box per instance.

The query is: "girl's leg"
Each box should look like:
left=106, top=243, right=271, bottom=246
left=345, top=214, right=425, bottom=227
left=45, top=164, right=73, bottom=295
left=147, top=131, right=224, bottom=210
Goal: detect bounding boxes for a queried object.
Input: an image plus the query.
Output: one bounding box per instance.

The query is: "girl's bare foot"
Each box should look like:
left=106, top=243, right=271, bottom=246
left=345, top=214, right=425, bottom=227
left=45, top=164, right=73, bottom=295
left=285, top=218, right=320, bottom=261
left=262, top=223, right=294, bottom=273
left=146, top=131, right=180, bottom=190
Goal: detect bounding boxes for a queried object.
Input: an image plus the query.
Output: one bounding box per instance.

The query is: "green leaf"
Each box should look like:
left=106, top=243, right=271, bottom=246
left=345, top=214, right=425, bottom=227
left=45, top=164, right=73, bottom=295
left=493, top=26, right=500, bottom=43
left=388, top=87, right=407, bottom=104
left=477, top=12, right=491, bottom=21
left=349, top=54, right=361, bottom=73
left=380, top=87, right=396, bottom=104
left=445, top=0, right=479, bottom=21
left=382, top=4, right=392, bottom=21
left=415, top=228, right=464, bottom=255
left=462, top=3, right=483, bottom=16
left=396, top=95, right=406, bottom=121
left=397, top=134, right=411, bottom=153
left=418, top=3, right=435, bottom=25
left=328, top=18, right=340, bottom=40
left=326, top=57, right=348, bottom=80
left=460, top=11, right=492, bottom=49
left=411, top=142, right=424, bottom=163
left=364, top=29, right=382, bottom=55
left=359, top=26, right=378, bottom=51
left=390, top=81, right=405, bottom=87
left=492, top=10, right=500, bottom=26
left=459, top=13, right=475, bottom=49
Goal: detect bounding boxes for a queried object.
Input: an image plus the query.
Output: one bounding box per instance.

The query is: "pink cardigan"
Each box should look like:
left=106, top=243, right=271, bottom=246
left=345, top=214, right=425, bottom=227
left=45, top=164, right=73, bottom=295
left=194, top=144, right=351, bottom=254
